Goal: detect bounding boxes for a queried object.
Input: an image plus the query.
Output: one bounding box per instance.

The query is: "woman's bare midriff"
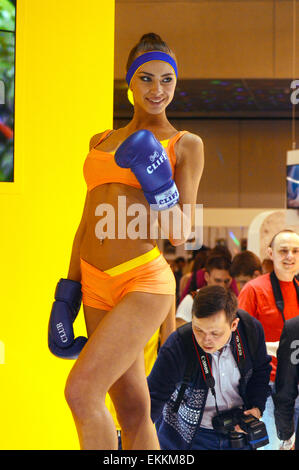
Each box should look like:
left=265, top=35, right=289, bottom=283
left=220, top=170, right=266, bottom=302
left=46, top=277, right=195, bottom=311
left=80, top=182, right=158, bottom=271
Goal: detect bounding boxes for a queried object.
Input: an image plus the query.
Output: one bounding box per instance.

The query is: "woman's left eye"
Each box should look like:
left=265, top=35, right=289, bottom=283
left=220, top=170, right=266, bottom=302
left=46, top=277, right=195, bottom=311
left=140, top=76, right=172, bottom=83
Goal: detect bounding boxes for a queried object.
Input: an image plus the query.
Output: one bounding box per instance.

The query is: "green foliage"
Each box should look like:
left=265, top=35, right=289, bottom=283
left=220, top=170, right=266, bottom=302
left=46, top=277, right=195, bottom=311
left=0, top=0, right=15, bottom=31
left=0, top=0, right=15, bottom=182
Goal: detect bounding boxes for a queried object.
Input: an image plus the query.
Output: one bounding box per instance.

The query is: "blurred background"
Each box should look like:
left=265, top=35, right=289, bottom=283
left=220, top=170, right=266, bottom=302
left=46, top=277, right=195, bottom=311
left=113, top=0, right=299, bottom=259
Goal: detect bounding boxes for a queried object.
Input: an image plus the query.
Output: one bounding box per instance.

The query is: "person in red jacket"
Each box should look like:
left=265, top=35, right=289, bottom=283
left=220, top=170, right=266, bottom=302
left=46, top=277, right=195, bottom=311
left=238, top=229, right=299, bottom=449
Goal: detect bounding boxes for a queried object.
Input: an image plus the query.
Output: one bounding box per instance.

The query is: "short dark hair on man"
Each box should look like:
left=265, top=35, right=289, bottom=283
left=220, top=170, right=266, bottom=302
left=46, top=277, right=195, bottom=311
left=210, top=245, right=232, bottom=262
left=205, top=254, right=231, bottom=274
left=192, top=285, right=238, bottom=324
left=230, top=251, right=262, bottom=278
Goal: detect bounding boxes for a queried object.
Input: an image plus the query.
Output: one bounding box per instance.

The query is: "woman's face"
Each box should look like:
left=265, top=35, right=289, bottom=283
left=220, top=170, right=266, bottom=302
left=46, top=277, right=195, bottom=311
left=130, top=58, right=177, bottom=114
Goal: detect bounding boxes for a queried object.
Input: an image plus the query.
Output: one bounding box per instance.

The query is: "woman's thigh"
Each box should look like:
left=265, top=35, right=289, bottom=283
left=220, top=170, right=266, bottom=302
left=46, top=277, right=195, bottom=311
left=83, top=303, right=157, bottom=429
left=83, top=304, right=108, bottom=337
left=67, top=291, right=174, bottom=397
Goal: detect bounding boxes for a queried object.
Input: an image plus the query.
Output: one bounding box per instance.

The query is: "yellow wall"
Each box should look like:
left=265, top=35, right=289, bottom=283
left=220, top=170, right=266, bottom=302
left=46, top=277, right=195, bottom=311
left=0, top=0, right=115, bottom=449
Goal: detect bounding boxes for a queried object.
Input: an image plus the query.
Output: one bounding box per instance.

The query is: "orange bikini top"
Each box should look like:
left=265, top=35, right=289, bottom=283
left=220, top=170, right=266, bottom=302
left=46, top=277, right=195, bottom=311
left=83, top=129, right=188, bottom=192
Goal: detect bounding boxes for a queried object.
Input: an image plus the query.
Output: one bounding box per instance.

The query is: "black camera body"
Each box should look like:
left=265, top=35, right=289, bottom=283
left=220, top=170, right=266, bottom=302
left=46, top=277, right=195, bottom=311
left=235, top=409, right=269, bottom=449
left=212, top=407, right=269, bottom=449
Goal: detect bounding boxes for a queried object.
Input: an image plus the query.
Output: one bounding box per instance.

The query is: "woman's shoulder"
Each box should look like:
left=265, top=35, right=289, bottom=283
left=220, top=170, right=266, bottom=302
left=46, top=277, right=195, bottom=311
left=179, top=131, right=204, bottom=151
left=175, top=131, right=204, bottom=167
left=89, top=130, right=112, bottom=151
left=89, top=127, right=133, bottom=151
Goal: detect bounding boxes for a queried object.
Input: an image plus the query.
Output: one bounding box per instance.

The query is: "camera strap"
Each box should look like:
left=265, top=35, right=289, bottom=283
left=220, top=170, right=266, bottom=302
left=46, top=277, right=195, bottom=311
left=191, top=328, right=247, bottom=413
left=191, top=333, right=219, bottom=413
left=270, top=271, right=299, bottom=323
left=174, top=313, right=258, bottom=413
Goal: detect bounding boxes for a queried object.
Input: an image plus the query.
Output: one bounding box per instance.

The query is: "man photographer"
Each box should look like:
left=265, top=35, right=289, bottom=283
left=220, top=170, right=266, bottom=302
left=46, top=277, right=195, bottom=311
left=148, top=285, right=271, bottom=450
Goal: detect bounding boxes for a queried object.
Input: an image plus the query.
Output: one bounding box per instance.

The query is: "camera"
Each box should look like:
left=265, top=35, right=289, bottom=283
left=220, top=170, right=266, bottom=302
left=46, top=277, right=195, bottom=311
left=212, top=407, right=269, bottom=449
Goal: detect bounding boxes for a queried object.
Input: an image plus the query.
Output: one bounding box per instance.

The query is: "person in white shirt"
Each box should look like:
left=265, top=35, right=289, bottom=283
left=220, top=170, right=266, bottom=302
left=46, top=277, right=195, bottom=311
left=176, top=254, right=232, bottom=328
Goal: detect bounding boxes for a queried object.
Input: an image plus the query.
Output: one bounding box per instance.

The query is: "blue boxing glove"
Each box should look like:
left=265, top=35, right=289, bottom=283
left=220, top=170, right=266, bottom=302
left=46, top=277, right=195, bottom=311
left=115, top=129, right=179, bottom=210
left=48, top=278, right=87, bottom=359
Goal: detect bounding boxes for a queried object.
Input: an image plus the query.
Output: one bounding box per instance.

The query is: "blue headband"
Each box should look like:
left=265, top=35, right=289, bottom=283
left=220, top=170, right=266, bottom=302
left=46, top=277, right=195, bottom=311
left=126, top=51, right=178, bottom=86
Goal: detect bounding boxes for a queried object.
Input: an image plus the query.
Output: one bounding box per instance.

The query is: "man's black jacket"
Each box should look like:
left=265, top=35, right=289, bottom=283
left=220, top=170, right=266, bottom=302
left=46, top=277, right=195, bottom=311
left=148, top=315, right=271, bottom=450
left=273, top=316, right=299, bottom=442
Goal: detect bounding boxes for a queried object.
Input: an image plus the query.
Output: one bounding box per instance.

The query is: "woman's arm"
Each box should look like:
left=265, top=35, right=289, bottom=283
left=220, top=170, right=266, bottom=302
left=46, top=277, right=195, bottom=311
left=67, top=134, right=103, bottom=282
left=67, top=190, right=89, bottom=282
left=158, top=133, right=204, bottom=246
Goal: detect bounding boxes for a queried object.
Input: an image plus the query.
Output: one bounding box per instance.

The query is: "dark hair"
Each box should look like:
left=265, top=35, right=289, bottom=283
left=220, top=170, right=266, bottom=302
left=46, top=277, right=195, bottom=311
left=210, top=245, right=232, bottom=262
left=230, top=251, right=262, bottom=278
left=192, top=285, right=238, bottom=324
left=268, top=229, right=298, bottom=248
left=188, top=250, right=211, bottom=292
left=175, top=257, right=185, bottom=264
left=205, top=254, right=231, bottom=274
left=126, top=33, right=175, bottom=72
left=191, top=245, right=211, bottom=260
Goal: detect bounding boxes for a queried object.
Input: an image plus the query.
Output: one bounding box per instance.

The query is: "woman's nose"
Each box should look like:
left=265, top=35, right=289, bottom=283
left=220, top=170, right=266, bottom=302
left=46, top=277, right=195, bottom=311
left=151, top=80, right=162, bottom=94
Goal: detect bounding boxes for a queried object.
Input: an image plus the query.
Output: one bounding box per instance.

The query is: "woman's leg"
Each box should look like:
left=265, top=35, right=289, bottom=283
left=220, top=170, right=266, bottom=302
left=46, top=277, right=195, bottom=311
left=66, top=305, right=118, bottom=450
left=108, top=351, right=158, bottom=450
left=64, top=291, right=173, bottom=450
left=83, top=304, right=162, bottom=450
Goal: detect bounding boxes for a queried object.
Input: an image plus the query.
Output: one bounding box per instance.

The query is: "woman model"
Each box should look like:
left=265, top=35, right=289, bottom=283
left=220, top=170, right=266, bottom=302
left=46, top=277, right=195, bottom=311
left=49, top=33, right=204, bottom=450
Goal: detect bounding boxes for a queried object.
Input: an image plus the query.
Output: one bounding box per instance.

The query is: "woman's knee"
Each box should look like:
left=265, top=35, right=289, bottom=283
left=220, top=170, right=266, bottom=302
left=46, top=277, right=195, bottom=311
left=115, top=393, right=151, bottom=432
left=64, top=372, right=105, bottom=420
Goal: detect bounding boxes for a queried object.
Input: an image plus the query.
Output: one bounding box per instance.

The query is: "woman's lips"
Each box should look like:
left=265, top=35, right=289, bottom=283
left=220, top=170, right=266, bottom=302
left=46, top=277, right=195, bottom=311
left=146, top=98, right=164, bottom=105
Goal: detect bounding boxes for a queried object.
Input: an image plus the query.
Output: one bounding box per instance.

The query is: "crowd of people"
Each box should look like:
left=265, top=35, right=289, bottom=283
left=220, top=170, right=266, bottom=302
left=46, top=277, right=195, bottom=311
left=146, top=228, right=299, bottom=450
left=112, top=229, right=299, bottom=451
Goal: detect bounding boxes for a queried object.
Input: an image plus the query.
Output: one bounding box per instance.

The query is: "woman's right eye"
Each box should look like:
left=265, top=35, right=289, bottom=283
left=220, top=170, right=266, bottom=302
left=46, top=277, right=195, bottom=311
left=140, top=76, right=151, bottom=82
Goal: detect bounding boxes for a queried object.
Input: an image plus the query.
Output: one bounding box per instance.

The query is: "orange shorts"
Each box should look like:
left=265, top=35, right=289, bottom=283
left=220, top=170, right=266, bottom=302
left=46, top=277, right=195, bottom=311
left=80, top=246, right=176, bottom=311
